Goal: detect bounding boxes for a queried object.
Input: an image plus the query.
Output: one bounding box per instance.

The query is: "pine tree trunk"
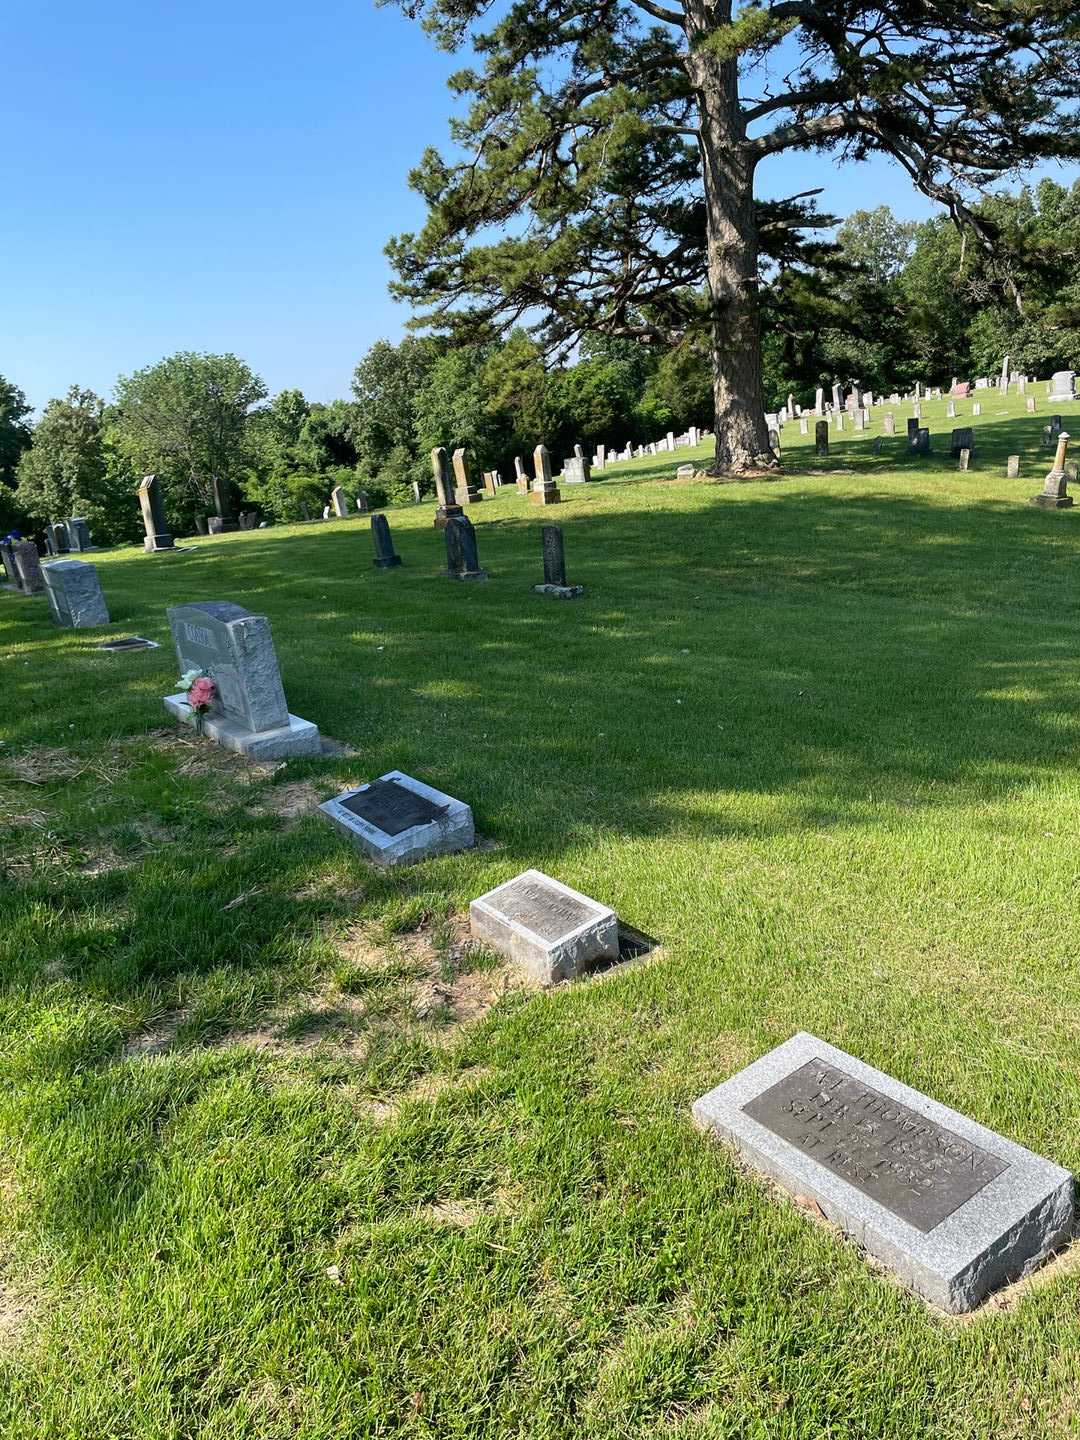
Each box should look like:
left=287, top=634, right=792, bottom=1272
left=686, top=16, right=775, bottom=474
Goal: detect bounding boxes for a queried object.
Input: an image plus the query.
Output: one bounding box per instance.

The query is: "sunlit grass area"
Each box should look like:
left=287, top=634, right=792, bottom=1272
left=3, top=388, right=1080, bottom=1438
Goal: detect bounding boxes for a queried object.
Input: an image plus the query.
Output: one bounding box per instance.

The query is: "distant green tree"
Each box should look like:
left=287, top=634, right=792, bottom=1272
left=351, top=337, right=440, bottom=488
left=0, top=376, right=32, bottom=531
left=13, top=387, right=136, bottom=544
left=112, top=352, right=267, bottom=529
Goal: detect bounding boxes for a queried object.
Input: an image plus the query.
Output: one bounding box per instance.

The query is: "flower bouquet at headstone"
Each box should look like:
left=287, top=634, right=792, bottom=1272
left=177, top=669, right=218, bottom=734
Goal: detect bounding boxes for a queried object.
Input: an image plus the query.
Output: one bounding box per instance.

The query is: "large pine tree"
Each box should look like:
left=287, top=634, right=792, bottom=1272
left=385, top=0, right=1079, bottom=472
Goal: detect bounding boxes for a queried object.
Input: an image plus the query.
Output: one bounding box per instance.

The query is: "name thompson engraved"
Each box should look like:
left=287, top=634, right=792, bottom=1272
left=743, top=1059, right=1010, bottom=1233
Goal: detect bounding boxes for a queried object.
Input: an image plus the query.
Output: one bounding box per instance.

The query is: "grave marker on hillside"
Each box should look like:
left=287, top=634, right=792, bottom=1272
left=320, top=770, right=474, bottom=866
left=470, top=869, right=618, bottom=984
left=42, top=560, right=110, bottom=628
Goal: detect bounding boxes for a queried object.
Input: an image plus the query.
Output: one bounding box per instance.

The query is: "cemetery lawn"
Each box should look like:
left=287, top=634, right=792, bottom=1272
left=4, top=390, right=1080, bottom=1439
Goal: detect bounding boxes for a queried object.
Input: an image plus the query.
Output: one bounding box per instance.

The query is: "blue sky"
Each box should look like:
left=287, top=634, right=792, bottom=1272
left=3, top=0, right=1078, bottom=413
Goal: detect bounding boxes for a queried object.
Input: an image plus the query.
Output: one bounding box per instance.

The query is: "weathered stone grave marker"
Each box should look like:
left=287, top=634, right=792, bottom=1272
left=42, top=560, right=110, bottom=628
left=370, top=514, right=402, bottom=568
left=331, top=486, right=350, bottom=518
left=915, top=428, right=931, bottom=454
left=884, top=413, right=895, bottom=436
left=1030, top=432, right=1075, bottom=509
left=164, top=601, right=321, bottom=758
left=452, top=448, right=482, bottom=506
left=431, top=447, right=463, bottom=530
left=535, top=524, right=583, bottom=599
left=11, top=541, right=45, bottom=594
left=951, top=427, right=975, bottom=459
left=693, top=1032, right=1074, bottom=1313
left=470, top=869, right=618, bottom=984
left=1049, top=370, right=1076, bottom=402
left=957, top=448, right=971, bottom=471
left=319, top=770, right=473, bottom=867
left=442, top=514, right=487, bottom=580
left=65, top=517, right=94, bottom=552
left=139, top=475, right=175, bottom=552
left=814, top=421, right=829, bottom=457
left=1007, top=455, right=1021, bottom=479
left=531, top=444, right=561, bottom=506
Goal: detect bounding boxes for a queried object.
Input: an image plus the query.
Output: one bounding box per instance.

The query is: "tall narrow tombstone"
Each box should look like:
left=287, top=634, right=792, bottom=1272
left=831, top=382, right=841, bottom=411
left=854, top=412, right=865, bottom=432
left=1027, top=396, right=1037, bottom=413
left=814, top=387, right=824, bottom=415
left=799, top=417, right=808, bottom=435
left=972, top=402, right=981, bottom=417
left=49, top=522, right=69, bottom=555
left=535, top=524, right=583, bottom=599
left=442, top=514, right=488, bottom=580
left=452, top=448, right=482, bottom=505
left=1030, top=432, right=1075, bottom=508
left=331, top=486, right=350, bottom=518
left=883, top=413, right=895, bottom=436
left=531, top=444, right=561, bottom=506
left=957, top=449, right=971, bottom=471
left=513, top=455, right=530, bottom=494
left=596, top=444, right=606, bottom=470
left=768, top=427, right=781, bottom=455
left=814, top=421, right=829, bottom=457
left=65, top=517, right=94, bottom=552
left=44, top=528, right=58, bottom=557
left=431, top=446, right=463, bottom=530
left=1007, top=455, right=1021, bottom=479
left=946, top=400, right=956, bottom=418
left=0, top=540, right=17, bottom=588
left=370, top=514, right=402, bottom=568
left=211, top=476, right=238, bottom=532
left=411, top=481, right=423, bottom=504
left=195, top=515, right=209, bottom=535
left=666, top=431, right=675, bottom=451
left=139, top=474, right=175, bottom=552
left=693, top=1032, right=1074, bottom=1314
left=12, top=541, right=45, bottom=594
left=907, top=417, right=920, bottom=447
left=835, top=411, right=844, bottom=432
left=42, top=560, right=110, bottom=628
left=164, top=601, right=321, bottom=758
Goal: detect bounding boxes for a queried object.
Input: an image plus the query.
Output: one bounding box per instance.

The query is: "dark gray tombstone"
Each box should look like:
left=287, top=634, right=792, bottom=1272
left=535, top=524, right=583, bottom=599
left=195, top=515, right=209, bottom=535
left=139, top=474, right=175, bottom=552
left=915, top=428, right=931, bottom=454
left=907, top=417, right=920, bottom=447
left=12, top=541, right=45, bottom=594
left=165, top=600, right=320, bottom=757
left=44, top=528, right=58, bottom=556
left=371, top=514, right=402, bottom=569
left=951, top=427, right=975, bottom=459
left=442, top=515, right=487, bottom=581
left=65, top=517, right=93, bottom=552
left=355, top=491, right=370, bottom=513
left=211, top=476, right=238, bottom=532
left=814, top=421, right=829, bottom=457
left=42, top=559, right=110, bottom=628
left=0, top=540, right=18, bottom=587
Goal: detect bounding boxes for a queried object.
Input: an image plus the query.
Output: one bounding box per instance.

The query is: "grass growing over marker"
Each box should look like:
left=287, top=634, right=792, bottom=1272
left=2, top=390, right=1080, bottom=1437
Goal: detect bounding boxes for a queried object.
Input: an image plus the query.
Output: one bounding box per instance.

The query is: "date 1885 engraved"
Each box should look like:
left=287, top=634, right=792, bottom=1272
left=743, top=1059, right=1010, bottom=1233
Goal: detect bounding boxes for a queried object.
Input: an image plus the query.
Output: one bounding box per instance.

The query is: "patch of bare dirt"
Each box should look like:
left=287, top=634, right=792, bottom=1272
left=247, top=780, right=323, bottom=824
left=3, top=746, right=86, bottom=785
left=124, top=1012, right=189, bottom=1058
left=0, top=1282, right=35, bottom=1354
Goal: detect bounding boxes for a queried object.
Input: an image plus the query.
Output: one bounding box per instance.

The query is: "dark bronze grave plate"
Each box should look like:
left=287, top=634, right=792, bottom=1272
left=495, top=875, right=595, bottom=942
left=340, top=780, right=447, bottom=837
left=98, top=636, right=160, bottom=651
left=743, top=1058, right=1009, bottom=1233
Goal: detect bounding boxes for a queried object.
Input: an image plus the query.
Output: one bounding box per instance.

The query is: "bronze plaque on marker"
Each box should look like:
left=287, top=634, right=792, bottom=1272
left=340, top=780, right=447, bottom=837
left=743, top=1058, right=1009, bottom=1233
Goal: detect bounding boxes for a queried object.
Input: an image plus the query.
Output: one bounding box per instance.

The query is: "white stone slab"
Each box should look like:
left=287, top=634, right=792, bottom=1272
left=469, top=868, right=618, bottom=984
left=319, top=771, right=473, bottom=867
left=163, top=693, right=321, bottom=760
left=693, top=1032, right=1074, bottom=1313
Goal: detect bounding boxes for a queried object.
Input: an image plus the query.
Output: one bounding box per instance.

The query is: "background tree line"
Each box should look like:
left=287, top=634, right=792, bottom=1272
left=3, top=180, right=1079, bottom=546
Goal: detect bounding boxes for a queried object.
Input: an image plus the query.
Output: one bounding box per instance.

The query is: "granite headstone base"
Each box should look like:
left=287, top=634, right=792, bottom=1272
left=319, top=770, right=474, bottom=867
left=470, top=868, right=618, bottom=984
left=692, top=1032, right=1074, bottom=1314
left=163, top=693, right=321, bottom=760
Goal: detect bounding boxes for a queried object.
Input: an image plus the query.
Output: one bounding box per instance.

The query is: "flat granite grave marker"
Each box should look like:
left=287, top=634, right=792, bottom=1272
left=99, top=636, right=160, bottom=652
left=319, top=770, right=474, bottom=867
left=470, top=868, right=618, bottom=985
left=164, top=600, right=320, bottom=759
left=42, top=560, right=110, bottom=628
left=693, top=1032, right=1074, bottom=1313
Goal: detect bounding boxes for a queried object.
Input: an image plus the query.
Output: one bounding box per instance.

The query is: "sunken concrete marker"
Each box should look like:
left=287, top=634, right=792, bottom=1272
left=693, top=1031, right=1074, bottom=1314
left=370, top=514, right=402, bottom=568
left=319, top=770, right=473, bottom=867
left=1030, top=432, right=1075, bottom=509
left=442, top=514, right=487, bottom=580
left=42, top=560, right=110, bottom=628
left=139, top=475, right=175, bottom=552
left=164, top=601, right=320, bottom=759
left=470, top=868, right=618, bottom=984
left=535, top=524, right=583, bottom=599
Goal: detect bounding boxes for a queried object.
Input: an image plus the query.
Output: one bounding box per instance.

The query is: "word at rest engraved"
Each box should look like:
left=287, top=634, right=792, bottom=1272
left=742, top=1058, right=1009, bottom=1233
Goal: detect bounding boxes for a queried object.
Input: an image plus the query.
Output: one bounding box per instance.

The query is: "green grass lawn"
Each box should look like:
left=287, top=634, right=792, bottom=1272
left=3, top=389, right=1080, bottom=1438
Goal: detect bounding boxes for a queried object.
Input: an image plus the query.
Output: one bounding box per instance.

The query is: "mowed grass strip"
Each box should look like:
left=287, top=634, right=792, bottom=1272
left=1, top=390, right=1080, bottom=1437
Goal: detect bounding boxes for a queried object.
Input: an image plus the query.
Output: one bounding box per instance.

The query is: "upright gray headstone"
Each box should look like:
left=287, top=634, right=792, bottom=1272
left=883, top=413, right=895, bottom=436
left=531, top=444, right=561, bottom=506
left=139, top=475, right=175, bottom=552
left=65, top=517, right=93, bottom=552
left=452, top=448, right=482, bottom=505
left=907, top=418, right=919, bottom=447
left=693, top=1032, right=1074, bottom=1314
left=535, top=524, right=583, bottom=599
left=164, top=601, right=320, bottom=758
left=431, top=446, right=463, bottom=530
left=1007, top=455, right=1021, bottom=479
left=563, top=455, right=591, bottom=484
left=331, top=486, right=349, bottom=518
left=799, top=417, right=808, bottom=436
left=370, top=513, right=401, bottom=569
left=42, top=559, right=110, bottom=628
left=915, top=428, right=931, bottom=454
left=12, top=541, right=45, bottom=594
left=814, top=421, right=828, bottom=457
left=442, top=515, right=487, bottom=580
left=1049, top=371, right=1075, bottom=401
left=211, top=476, right=237, bottom=531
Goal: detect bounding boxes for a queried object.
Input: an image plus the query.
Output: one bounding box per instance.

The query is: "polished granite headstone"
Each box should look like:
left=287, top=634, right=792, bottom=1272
left=42, top=559, right=110, bottom=628
left=470, top=868, right=618, bottom=984
left=164, top=600, right=320, bottom=758
left=693, top=1032, right=1074, bottom=1313
left=319, top=770, right=473, bottom=866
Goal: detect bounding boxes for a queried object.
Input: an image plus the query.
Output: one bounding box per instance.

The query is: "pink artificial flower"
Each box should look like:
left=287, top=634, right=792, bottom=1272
left=188, top=676, right=217, bottom=710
